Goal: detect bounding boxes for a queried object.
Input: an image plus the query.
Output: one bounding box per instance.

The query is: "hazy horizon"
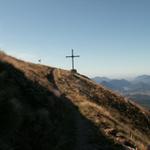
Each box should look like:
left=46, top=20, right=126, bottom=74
left=0, top=0, right=150, bottom=77
left=2, top=51, right=149, bottom=80
left=90, top=74, right=149, bottom=80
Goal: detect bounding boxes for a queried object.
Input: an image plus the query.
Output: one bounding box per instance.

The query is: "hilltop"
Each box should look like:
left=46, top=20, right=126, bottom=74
left=0, top=52, right=150, bottom=150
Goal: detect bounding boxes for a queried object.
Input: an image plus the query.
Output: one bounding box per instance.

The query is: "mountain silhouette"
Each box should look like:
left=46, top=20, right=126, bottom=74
left=92, top=76, right=150, bottom=108
left=0, top=52, right=150, bottom=150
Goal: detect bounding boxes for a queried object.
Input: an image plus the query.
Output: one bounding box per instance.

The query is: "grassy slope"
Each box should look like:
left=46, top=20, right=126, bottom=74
left=53, top=68, right=150, bottom=149
left=0, top=53, right=150, bottom=150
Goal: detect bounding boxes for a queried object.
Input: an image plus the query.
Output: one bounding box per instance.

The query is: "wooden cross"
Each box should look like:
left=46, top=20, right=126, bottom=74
left=66, top=49, right=80, bottom=70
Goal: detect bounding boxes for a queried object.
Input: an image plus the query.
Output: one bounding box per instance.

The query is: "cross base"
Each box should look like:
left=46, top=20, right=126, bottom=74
left=71, top=69, right=77, bottom=73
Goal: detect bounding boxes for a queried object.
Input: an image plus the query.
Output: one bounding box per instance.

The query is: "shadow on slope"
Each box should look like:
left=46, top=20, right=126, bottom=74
left=0, top=61, right=124, bottom=150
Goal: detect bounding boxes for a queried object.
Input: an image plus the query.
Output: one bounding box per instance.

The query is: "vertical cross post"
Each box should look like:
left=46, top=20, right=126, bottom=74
left=66, top=49, right=80, bottom=71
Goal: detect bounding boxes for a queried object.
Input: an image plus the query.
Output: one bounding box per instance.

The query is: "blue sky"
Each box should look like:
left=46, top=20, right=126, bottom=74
left=0, top=0, right=150, bottom=78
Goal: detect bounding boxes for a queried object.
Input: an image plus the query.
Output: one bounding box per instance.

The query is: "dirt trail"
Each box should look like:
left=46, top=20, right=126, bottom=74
left=1, top=53, right=150, bottom=149
left=52, top=69, right=124, bottom=150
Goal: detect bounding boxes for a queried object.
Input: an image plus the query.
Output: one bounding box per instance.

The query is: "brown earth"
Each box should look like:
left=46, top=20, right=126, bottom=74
left=0, top=52, right=150, bottom=150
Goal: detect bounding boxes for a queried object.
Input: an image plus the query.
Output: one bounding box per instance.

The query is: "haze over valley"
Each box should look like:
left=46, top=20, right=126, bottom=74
left=1, top=0, right=150, bottom=149
left=93, top=75, right=150, bottom=108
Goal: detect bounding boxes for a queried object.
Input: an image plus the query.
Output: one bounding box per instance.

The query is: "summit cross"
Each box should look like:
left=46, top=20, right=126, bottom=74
left=66, top=49, right=80, bottom=70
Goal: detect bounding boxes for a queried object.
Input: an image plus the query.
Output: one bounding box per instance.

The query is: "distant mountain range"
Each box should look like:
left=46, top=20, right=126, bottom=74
left=1, top=53, right=150, bottom=149
left=92, top=75, right=150, bottom=108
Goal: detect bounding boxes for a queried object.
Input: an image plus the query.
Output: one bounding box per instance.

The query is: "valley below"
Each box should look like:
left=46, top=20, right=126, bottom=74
left=92, top=76, right=150, bottom=109
left=0, top=52, right=150, bottom=150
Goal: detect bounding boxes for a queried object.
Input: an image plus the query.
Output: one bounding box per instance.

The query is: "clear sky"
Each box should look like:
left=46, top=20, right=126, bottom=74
left=0, top=0, right=150, bottom=78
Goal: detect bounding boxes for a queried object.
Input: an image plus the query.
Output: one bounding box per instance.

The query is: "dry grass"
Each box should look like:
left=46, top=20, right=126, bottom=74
left=0, top=53, right=150, bottom=150
left=54, top=69, right=150, bottom=149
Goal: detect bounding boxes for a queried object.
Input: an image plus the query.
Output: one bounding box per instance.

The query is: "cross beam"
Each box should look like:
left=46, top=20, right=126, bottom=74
left=66, top=49, right=80, bottom=70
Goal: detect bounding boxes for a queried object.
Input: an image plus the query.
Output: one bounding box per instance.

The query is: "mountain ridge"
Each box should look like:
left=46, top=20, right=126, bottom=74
left=92, top=76, right=150, bottom=108
left=0, top=53, right=150, bottom=150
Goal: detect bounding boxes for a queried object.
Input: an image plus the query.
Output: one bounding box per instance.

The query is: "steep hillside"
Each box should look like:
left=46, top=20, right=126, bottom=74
left=0, top=53, right=150, bottom=150
left=92, top=76, right=150, bottom=108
